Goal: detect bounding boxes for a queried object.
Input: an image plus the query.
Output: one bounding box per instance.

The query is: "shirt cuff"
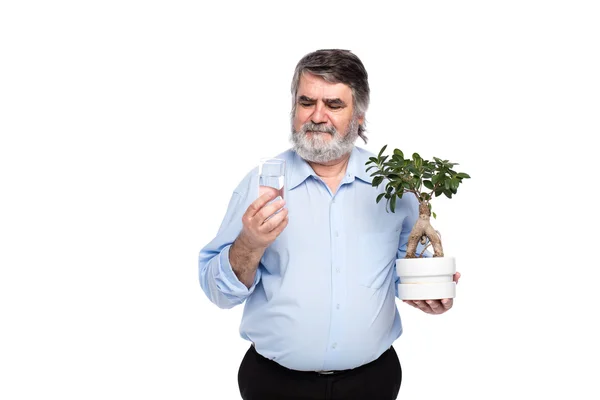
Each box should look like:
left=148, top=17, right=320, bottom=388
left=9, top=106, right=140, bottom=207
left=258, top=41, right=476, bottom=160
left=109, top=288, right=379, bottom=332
left=214, top=245, right=260, bottom=296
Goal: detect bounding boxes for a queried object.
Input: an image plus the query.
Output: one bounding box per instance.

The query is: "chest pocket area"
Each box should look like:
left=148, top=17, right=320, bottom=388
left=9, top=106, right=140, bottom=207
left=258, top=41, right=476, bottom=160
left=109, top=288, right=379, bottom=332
left=357, top=231, right=400, bottom=289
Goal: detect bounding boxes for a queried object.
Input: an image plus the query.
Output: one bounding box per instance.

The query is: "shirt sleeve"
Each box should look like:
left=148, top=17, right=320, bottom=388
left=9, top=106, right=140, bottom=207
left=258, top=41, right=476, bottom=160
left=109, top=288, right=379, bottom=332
left=198, top=170, right=262, bottom=309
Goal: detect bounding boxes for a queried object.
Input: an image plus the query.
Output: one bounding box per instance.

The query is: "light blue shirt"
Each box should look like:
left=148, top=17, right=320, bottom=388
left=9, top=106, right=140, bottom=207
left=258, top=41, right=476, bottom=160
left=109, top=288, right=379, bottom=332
left=198, top=146, right=428, bottom=371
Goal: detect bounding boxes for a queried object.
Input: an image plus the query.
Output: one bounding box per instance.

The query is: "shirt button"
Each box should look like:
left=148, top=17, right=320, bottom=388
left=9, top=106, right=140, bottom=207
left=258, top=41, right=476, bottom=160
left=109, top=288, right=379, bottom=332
left=336, top=268, right=340, bottom=273
left=336, top=304, right=340, bottom=309
left=332, top=343, right=337, bottom=349
left=334, top=231, right=339, bottom=237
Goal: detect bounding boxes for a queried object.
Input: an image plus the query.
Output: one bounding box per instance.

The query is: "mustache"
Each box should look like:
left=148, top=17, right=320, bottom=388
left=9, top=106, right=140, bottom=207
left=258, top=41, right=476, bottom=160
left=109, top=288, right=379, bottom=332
left=300, top=122, right=336, bottom=135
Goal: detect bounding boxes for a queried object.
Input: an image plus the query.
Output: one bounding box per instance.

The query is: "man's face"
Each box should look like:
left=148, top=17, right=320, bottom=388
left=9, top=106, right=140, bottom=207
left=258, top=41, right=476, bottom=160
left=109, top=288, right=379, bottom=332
left=290, top=73, right=364, bottom=163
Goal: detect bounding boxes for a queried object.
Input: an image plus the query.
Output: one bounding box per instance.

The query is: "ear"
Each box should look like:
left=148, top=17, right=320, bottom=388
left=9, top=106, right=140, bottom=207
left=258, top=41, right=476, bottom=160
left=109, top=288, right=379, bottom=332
left=357, top=114, right=365, bottom=126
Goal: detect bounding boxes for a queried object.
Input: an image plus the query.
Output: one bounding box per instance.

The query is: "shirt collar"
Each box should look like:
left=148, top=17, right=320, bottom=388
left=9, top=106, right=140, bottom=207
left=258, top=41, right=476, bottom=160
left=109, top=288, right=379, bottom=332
left=288, top=146, right=372, bottom=191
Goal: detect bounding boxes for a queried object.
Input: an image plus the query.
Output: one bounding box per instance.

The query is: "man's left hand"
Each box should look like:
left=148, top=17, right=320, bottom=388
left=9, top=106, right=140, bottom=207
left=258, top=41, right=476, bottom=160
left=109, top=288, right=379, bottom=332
left=403, top=272, right=461, bottom=315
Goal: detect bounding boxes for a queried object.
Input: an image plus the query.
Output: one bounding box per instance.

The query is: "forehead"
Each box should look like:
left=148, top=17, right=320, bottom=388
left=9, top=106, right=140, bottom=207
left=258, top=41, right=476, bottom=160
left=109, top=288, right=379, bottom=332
left=297, top=73, right=353, bottom=100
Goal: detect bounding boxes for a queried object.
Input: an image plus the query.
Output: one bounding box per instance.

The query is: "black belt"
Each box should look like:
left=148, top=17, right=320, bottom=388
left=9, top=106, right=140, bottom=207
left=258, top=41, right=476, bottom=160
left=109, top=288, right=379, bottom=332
left=251, top=344, right=392, bottom=376
left=315, top=369, right=347, bottom=376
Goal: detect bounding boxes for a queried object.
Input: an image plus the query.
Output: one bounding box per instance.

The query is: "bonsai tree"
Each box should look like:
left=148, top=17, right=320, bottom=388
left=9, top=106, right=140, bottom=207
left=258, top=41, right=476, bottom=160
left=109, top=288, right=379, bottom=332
left=365, top=145, right=470, bottom=259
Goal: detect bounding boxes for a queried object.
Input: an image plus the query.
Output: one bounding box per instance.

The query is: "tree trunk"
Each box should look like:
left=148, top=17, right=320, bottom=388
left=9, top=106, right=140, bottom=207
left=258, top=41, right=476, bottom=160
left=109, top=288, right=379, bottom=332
left=405, top=202, right=444, bottom=258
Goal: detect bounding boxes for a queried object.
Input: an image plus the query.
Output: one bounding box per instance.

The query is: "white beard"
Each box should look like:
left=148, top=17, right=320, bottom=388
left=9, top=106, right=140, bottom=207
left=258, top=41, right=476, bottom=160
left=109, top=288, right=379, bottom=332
left=290, top=117, right=359, bottom=163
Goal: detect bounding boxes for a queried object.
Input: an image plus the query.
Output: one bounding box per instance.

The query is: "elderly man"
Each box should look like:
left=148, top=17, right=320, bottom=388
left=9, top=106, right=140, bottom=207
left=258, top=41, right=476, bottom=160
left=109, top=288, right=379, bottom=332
left=199, top=49, right=460, bottom=400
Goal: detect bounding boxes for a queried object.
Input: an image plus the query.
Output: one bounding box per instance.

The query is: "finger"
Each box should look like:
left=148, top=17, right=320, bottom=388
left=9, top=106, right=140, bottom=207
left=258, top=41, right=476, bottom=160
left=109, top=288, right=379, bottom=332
left=426, top=300, right=445, bottom=314
left=258, top=185, right=279, bottom=198
left=256, top=198, right=286, bottom=224
left=258, top=202, right=287, bottom=231
left=261, top=208, right=289, bottom=233
left=245, top=191, right=280, bottom=219
left=403, top=300, right=419, bottom=309
left=412, top=300, right=433, bottom=314
left=441, top=298, right=453, bottom=310
left=268, top=215, right=289, bottom=238
left=453, top=272, right=461, bottom=284
left=405, top=300, right=434, bottom=314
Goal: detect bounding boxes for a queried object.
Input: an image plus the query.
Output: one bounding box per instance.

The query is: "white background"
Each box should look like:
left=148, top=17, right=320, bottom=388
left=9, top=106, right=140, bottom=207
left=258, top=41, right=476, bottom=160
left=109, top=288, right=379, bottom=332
left=1, top=1, right=599, bottom=399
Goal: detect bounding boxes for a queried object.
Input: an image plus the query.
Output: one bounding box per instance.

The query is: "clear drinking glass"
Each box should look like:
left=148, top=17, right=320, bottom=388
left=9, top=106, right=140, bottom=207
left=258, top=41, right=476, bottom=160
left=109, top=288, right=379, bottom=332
left=259, top=158, right=285, bottom=200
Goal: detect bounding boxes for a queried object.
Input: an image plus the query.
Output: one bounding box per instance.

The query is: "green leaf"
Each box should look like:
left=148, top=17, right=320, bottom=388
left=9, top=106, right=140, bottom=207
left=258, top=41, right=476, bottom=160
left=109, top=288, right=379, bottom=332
left=376, top=193, right=385, bottom=203
left=390, top=194, right=396, bottom=213
left=372, top=176, right=384, bottom=187
left=412, top=177, right=420, bottom=188
left=443, top=189, right=453, bottom=198
left=444, top=179, right=450, bottom=190
left=393, top=149, right=404, bottom=159
left=378, top=145, right=388, bottom=158
left=450, top=177, right=459, bottom=190
left=432, top=212, right=437, bottom=219
left=387, top=161, right=400, bottom=169
left=423, top=180, right=434, bottom=190
left=457, top=172, right=471, bottom=179
left=415, top=158, right=422, bottom=169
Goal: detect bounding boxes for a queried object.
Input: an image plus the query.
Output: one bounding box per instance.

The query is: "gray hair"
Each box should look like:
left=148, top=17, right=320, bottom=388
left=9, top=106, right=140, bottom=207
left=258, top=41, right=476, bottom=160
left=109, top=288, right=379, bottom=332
left=290, top=49, right=370, bottom=143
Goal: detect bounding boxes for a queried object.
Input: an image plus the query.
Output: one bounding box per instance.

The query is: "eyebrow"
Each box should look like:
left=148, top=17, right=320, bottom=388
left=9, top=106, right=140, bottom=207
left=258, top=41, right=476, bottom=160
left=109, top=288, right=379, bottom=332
left=298, top=96, right=347, bottom=106
left=324, top=98, right=346, bottom=106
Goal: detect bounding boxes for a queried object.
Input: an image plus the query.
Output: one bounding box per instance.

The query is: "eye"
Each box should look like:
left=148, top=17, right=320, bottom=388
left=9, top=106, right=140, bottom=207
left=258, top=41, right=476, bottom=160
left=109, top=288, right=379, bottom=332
left=299, top=102, right=314, bottom=107
left=328, top=105, right=342, bottom=110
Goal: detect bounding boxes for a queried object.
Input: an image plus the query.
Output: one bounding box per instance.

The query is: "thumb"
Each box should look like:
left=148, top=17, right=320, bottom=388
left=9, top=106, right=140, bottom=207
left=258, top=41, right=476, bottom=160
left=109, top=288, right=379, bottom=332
left=453, top=272, right=461, bottom=284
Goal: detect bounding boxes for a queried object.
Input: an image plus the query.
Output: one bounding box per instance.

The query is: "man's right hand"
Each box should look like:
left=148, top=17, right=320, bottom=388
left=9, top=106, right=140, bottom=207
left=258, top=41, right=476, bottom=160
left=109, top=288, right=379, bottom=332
left=238, top=188, right=289, bottom=250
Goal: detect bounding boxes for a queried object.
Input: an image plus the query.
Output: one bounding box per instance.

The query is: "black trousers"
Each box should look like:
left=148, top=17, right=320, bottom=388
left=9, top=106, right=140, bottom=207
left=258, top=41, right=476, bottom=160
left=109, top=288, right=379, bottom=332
left=238, top=345, right=402, bottom=400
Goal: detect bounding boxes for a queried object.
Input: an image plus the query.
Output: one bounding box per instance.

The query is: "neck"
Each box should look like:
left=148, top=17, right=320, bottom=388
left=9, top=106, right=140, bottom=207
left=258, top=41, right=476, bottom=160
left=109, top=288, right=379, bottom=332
left=307, top=151, right=352, bottom=179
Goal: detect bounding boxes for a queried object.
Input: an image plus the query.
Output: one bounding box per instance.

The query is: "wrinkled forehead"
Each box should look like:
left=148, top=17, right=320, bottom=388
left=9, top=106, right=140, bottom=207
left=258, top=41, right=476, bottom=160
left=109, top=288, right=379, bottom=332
left=297, top=72, right=353, bottom=102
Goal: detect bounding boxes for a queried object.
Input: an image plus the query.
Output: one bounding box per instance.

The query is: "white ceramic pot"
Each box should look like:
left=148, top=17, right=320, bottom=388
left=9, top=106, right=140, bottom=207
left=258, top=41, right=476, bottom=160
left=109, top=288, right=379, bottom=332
left=396, top=257, right=456, bottom=300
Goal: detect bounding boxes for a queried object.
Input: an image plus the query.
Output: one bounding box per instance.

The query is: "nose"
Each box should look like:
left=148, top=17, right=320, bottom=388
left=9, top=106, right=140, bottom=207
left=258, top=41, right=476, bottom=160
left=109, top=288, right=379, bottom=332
left=310, top=102, right=328, bottom=125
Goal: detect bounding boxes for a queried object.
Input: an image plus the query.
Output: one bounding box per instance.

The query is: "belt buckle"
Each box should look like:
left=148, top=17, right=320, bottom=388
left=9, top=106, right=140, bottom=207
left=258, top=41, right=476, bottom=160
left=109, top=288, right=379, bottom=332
left=317, top=370, right=335, bottom=375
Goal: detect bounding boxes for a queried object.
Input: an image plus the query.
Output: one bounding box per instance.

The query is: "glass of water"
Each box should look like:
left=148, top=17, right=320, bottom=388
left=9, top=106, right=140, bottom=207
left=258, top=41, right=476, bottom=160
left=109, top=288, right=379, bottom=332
left=259, top=158, right=285, bottom=200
